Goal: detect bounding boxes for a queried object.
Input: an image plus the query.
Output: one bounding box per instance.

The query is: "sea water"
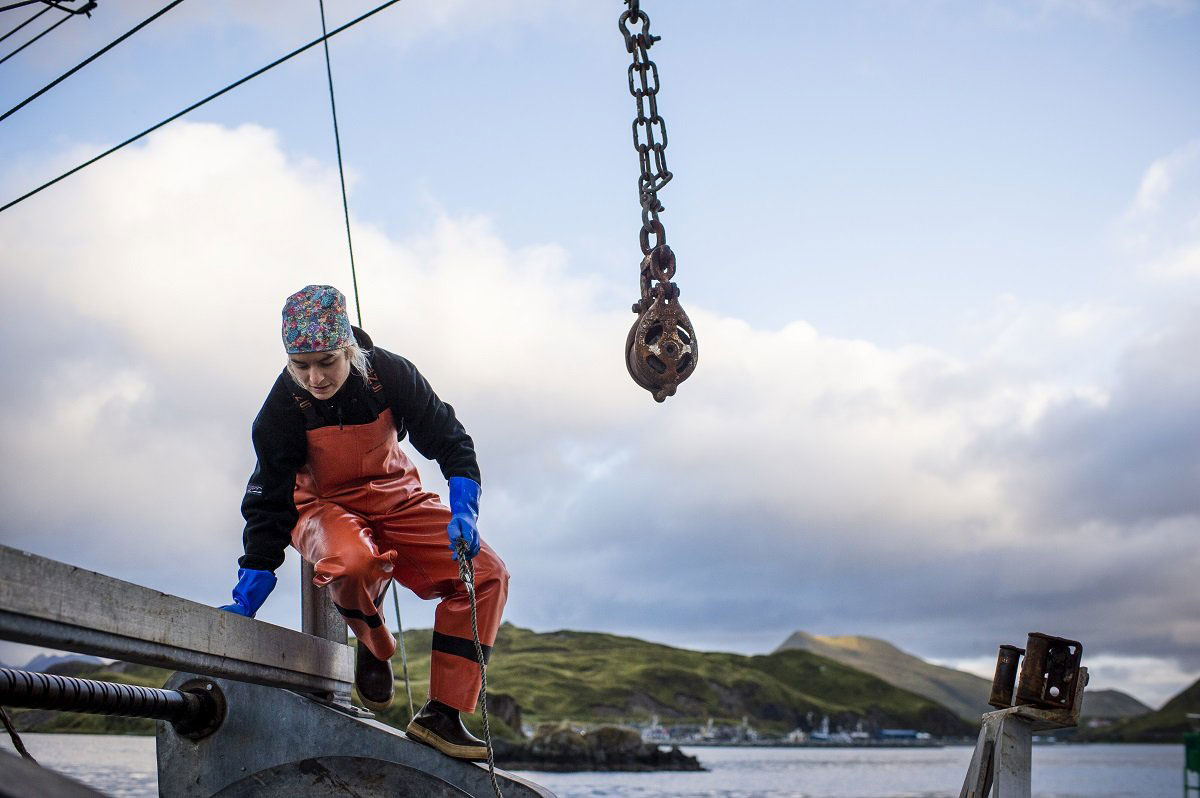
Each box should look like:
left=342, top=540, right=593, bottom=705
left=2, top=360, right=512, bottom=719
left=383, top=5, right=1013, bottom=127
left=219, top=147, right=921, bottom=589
left=0, top=734, right=1183, bottom=797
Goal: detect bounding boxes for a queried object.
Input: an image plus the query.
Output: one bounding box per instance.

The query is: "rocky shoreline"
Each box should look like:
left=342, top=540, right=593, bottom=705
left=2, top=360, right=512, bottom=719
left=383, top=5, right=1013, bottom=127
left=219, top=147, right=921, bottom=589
left=492, top=725, right=703, bottom=772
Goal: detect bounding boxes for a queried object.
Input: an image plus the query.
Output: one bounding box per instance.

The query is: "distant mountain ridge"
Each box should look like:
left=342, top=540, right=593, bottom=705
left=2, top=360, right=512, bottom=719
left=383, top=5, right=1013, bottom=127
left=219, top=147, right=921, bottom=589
left=775, top=631, right=1149, bottom=722
left=0, top=653, right=105, bottom=672
left=1083, top=676, right=1200, bottom=742
left=22, top=653, right=104, bottom=672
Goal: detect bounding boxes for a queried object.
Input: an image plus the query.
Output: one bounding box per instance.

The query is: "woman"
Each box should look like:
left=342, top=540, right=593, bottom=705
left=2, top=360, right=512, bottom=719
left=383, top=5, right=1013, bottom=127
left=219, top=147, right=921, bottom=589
left=219, top=284, right=508, bottom=761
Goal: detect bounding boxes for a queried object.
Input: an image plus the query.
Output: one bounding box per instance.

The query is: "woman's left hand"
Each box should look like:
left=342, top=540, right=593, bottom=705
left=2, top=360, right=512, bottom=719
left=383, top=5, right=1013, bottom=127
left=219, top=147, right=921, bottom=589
left=447, top=476, right=481, bottom=561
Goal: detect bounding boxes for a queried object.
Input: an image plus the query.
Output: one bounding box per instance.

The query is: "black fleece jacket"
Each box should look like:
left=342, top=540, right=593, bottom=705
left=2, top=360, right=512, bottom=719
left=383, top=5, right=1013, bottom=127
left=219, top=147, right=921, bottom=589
left=239, top=332, right=479, bottom=572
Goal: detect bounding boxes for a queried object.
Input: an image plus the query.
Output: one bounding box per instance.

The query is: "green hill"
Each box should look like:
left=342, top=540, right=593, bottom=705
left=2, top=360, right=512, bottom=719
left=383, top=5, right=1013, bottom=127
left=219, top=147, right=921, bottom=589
left=1083, top=677, right=1200, bottom=742
left=373, top=624, right=972, bottom=737
left=10, top=624, right=972, bottom=738
left=775, top=631, right=1149, bottom=723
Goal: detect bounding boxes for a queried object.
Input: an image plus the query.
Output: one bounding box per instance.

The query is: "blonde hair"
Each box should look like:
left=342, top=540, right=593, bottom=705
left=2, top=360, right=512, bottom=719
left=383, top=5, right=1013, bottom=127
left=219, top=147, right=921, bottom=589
left=346, top=341, right=369, bottom=380
left=286, top=342, right=371, bottom=388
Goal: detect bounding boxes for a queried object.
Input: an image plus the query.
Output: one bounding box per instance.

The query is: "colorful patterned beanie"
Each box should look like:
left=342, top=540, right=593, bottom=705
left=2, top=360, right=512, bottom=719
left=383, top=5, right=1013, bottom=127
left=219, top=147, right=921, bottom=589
left=281, top=285, right=353, bottom=354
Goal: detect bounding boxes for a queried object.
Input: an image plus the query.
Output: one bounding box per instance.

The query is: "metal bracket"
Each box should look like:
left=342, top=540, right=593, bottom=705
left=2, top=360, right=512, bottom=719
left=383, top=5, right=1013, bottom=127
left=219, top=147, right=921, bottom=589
left=960, top=665, right=1088, bottom=798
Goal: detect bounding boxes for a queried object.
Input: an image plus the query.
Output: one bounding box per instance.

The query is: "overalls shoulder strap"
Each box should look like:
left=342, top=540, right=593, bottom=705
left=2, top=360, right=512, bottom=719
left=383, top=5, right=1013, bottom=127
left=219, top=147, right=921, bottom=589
left=364, top=368, right=388, bottom=416
left=365, top=366, right=406, bottom=438
left=288, top=388, right=323, bottom=430
left=287, top=369, right=389, bottom=428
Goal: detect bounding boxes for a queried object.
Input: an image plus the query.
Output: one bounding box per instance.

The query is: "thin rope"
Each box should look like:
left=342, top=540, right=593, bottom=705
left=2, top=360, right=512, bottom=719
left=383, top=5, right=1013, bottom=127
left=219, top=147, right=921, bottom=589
left=317, top=0, right=362, bottom=327
left=390, top=583, right=415, bottom=720
left=455, top=540, right=503, bottom=798
left=0, top=0, right=406, bottom=215
left=0, top=9, right=70, bottom=66
left=0, top=5, right=50, bottom=46
left=0, top=706, right=35, bottom=763
left=1, top=0, right=185, bottom=124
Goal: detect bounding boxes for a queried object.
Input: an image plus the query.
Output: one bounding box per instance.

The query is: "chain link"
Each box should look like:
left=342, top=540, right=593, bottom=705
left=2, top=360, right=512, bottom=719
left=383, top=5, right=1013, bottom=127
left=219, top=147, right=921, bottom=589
left=619, top=0, right=672, bottom=256
left=619, top=0, right=697, bottom=402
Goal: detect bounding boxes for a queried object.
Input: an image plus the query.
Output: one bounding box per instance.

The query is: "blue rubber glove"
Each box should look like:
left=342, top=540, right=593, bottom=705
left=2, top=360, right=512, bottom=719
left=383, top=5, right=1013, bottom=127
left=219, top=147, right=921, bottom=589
left=447, top=476, right=481, bottom=561
left=218, top=568, right=277, bottom=618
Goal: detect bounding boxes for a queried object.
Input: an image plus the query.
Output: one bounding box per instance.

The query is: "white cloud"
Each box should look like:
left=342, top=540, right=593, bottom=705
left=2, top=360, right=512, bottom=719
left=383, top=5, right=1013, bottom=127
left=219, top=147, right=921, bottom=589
left=1149, top=242, right=1200, bottom=278
left=1, top=122, right=1197, bottom=705
left=1130, top=140, right=1200, bottom=218
left=1121, top=140, right=1200, bottom=285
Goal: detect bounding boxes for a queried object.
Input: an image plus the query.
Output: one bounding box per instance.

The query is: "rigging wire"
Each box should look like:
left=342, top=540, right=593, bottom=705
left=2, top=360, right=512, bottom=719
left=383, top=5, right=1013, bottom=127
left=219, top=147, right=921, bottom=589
left=317, top=0, right=362, bottom=328
left=0, top=4, right=50, bottom=46
left=0, top=0, right=53, bottom=12
left=0, top=7, right=71, bottom=65
left=40, top=0, right=95, bottom=12
left=390, top=585, right=415, bottom=720
left=0, top=0, right=405, bottom=215
left=1, top=0, right=183, bottom=124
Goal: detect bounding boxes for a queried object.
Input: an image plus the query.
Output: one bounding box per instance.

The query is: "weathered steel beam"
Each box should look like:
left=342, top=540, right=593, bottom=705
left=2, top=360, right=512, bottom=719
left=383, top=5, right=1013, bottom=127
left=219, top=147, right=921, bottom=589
left=0, top=545, right=353, bottom=696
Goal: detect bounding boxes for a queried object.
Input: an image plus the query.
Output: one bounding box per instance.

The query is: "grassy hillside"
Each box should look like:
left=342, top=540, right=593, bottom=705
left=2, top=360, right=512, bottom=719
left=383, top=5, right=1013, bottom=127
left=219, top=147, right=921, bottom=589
left=775, top=631, right=1149, bottom=723
left=373, top=624, right=973, bottom=737
left=1083, top=677, right=1200, bottom=742
left=9, top=624, right=972, bottom=738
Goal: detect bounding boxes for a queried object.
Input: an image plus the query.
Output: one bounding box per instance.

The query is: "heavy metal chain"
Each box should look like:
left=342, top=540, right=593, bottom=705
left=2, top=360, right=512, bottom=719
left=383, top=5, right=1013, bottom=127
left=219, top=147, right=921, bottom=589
left=619, top=0, right=698, bottom=402
left=620, top=0, right=671, bottom=258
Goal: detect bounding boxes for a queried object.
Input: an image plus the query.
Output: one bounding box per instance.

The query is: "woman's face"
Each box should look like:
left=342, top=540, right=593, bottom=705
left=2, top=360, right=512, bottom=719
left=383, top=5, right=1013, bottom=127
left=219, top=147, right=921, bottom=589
left=288, top=349, right=350, bottom=399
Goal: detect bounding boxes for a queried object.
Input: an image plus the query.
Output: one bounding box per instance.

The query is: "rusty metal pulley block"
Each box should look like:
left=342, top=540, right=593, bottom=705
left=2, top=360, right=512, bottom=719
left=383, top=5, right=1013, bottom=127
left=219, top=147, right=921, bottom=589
left=618, top=0, right=697, bottom=402
left=626, top=243, right=696, bottom=402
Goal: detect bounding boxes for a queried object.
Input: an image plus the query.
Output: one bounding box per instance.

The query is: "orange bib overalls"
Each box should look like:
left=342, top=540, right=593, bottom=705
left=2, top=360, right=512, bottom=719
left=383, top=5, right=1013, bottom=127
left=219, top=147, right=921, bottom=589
left=289, top=385, right=508, bottom=713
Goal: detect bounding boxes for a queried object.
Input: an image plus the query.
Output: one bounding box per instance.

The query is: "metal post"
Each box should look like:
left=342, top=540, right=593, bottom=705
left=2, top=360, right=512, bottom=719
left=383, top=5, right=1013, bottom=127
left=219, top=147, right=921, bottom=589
left=961, top=653, right=1088, bottom=798
left=301, top=560, right=346, bottom=644
left=1185, top=714, right=1200, bottom=797
left=300, top=560, right=352, bottom=707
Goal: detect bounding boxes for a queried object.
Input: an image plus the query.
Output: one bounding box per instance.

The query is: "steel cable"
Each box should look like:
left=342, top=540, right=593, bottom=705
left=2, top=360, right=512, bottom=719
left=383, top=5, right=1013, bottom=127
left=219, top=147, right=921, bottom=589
left=0, top=9, right=70, bottom=65
left=0, top=5, right=50, bottom=46
left=391, top=583, right=415, bottom=720
left=1, top=0, right=183, bottom=124
left=0, top=0, right=405, bottom=215
left=317, top=0, right=362, bottom=328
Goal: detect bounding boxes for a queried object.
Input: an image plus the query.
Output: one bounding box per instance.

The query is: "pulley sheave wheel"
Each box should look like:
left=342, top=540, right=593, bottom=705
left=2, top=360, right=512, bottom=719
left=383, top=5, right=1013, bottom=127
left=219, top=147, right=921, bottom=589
left=626, top=296, right=697, bottom=402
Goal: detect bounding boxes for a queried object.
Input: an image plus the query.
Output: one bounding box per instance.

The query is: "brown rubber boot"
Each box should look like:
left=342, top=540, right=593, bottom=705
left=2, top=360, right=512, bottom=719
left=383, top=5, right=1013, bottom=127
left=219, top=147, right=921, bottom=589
left=354, top=641, right=395, bottom=710
left=406, top=699, right=488, bottom=761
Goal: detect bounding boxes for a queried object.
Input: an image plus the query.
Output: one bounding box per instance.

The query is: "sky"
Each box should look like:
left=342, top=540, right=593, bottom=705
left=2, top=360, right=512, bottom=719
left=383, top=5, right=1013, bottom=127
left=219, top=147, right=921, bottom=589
left=0, top=0, right=1197, bottom=710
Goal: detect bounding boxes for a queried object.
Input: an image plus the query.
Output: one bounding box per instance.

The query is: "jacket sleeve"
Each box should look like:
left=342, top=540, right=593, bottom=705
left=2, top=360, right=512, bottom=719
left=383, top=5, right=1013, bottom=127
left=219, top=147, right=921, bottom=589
left=239, top=375, right=307, bottom=572
left=373, top=348, right=481, bottom=484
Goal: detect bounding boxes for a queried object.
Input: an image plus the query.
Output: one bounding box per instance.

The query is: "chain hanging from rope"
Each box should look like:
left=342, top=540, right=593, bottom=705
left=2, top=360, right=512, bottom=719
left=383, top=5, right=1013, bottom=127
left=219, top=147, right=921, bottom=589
left=619, top=0, right=697, bottom=403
